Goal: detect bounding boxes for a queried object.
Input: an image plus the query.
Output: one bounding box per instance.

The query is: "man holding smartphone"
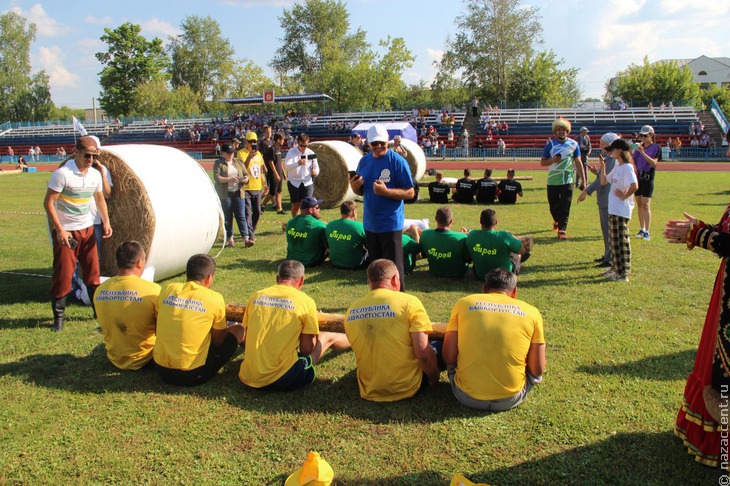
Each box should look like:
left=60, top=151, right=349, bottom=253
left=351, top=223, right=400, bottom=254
left=43, top=136, right=112, bottom=331
left=284, top=133, right=319, bottom=217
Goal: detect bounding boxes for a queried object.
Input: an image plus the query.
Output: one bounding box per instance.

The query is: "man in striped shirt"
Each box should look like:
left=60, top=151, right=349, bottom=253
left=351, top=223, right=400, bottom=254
left=43, top=136, right=112, bottom=331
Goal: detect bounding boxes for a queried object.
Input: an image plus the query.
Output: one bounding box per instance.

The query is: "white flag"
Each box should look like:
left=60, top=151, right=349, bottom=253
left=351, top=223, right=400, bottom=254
left=72, top=116, right=88, bottom=136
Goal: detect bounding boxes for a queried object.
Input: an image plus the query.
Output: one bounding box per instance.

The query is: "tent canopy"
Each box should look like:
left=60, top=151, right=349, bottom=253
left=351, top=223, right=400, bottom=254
left=352, top=122, right=418, bottom=144
left=219, top=93, right=334, bottom=105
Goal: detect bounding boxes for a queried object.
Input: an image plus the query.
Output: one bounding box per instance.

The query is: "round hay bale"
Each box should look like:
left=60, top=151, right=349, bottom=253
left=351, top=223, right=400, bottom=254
left=391, top=139, right=426, bottom=181
left=309, top=141, right=362, bottom=209
left=97, top=145, right=222, bottom=280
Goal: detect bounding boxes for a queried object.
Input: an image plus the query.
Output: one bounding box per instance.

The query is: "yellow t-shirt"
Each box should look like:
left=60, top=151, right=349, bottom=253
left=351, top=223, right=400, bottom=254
left=238, top=284, right=319, bottom=388
left=344, top=288, right=432, bottom=402
left=446, top=293, right=545, bottom=400
left=94, top=275, right=161, bottom=370
left=238, top=148, right=266, bottom=191
left=153, top=281, right=227, bottom=370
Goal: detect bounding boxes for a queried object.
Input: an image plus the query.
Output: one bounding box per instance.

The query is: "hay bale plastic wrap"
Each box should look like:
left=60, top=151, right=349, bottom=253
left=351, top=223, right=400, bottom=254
left=309, top=141, right=363, bottom=209
left=97, top=145, right=222, bottom=280
left=391, top=139, right=426, bottom=183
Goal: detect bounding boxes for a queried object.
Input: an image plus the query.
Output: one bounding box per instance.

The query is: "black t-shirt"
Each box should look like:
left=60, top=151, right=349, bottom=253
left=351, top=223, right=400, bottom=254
left=428, top=181, right=451, bottom=204
left=497, top=179, right=522, bottom=204
left=476, top=177, right=498, bottom=204
left=452, top=178, right=477, bottom=203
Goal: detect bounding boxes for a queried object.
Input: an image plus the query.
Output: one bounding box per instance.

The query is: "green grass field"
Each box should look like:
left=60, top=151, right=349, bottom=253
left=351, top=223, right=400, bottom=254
left=1, top=167, right=728, bottom=484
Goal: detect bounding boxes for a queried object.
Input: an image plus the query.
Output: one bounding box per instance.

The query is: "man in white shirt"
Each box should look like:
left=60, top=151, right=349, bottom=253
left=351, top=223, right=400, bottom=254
left=284, top=133, right=319, bottom=217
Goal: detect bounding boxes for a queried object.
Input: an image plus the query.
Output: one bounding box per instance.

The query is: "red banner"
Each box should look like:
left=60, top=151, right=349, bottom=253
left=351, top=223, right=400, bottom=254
left=263, top=90, right=275, bottom=103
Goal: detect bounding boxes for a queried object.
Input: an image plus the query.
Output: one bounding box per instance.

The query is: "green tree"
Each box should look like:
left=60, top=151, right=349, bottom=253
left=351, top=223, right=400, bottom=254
left=700, top=84, right=730, bottom=119
left=509, top=50, right=581, bottom=105
left=168, top=16, right=236, bottom=103
left=438, top=0, right=543, bottom=103
left=272, top=0, right=414, bottom=111
left=132, top=79, right=202, bottom=117
left=96, top=22, right=167, bottom=117
left=0, top=12, right=53, bottom=121
left=608, top=56, right=701, bottom=107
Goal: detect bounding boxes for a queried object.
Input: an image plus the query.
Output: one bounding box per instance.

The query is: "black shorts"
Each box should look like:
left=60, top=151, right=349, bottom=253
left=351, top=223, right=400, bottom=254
left=635, top=170, right=655, bottom=198
left=287, top=181, right=314, bottom=203
left=156, top=333, right=238, bottom=386
left=267, top=171, right=283, bottom=194
left=261, top=353, right=315, bottom=392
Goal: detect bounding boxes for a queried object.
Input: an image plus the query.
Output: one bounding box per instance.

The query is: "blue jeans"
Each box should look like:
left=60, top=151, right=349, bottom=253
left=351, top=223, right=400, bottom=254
left=224, top=191, right=248, bottom=240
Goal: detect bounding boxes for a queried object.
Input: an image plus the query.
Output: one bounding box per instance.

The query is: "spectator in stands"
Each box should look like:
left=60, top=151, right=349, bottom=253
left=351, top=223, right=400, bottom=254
left=689, top=123, right=695, bottom=135
left=461, top=128, right=470, bottom=157
left=497, top=138, right=506, bottom=156
left=448, top=129, right=454, bottom=142
left=498, top=169, right=523, bottom=204
left=285, top=133, right=319, bottom=217
left=577, top=127, right=591, bottom=188
left=466, top=208, right=529, bottom=279
left=500, top=122, right=509, bottom=134
left=56, top=147, right=66, bottom=156
left=633, top=125, right=661, bottom=241
left=476, top=168, right=498, bottom=204
left=214, top=142, right=221, bottom=157
left=28, top=146, right=35, bottom=162
left=540, top=117, right=586, bottom=240
left=453, top=169, right=477, bottom=204
left=419, top=206, right=470, bottom=278
left=428, top=171, right=450, bottom=204
left=7, top=146, right=14, bottom=160
left=472, top=97, right=479, bottom=117
left=672, top=137, right=682, bottom=158
left=34, top=146, right=42, bottom=162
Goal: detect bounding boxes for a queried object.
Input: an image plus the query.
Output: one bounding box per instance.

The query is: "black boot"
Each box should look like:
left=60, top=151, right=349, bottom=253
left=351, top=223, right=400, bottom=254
left=51, top=296, right=66, bottom=332
left=86, top=284, right=98, bottom=319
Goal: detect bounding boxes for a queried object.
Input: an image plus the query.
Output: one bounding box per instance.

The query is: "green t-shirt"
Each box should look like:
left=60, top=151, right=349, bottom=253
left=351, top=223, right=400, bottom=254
left=419, top=229, right=470, bottom=277
left=285, top=215, right=327, bottom=267
left=466, top=229, right=522, bottom=280
left=402, top=234, right=421, bottom=275
left=325, top=218, right=366, bottom=269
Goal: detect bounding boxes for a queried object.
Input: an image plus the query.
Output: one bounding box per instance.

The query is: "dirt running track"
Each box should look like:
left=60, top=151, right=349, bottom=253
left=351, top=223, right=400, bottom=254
left=3, top=159, right=729, bottom=174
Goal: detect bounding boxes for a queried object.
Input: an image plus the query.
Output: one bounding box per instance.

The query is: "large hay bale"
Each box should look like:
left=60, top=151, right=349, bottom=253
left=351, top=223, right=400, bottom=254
left=309, top=141, right=362, bottom=209
left=97, top=145, right=222, bottom=280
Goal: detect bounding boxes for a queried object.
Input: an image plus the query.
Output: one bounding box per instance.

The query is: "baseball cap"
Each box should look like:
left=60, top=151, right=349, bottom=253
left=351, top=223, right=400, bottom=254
left=300, top=196, right=324, bottom=210
left=600, top=132, right=620, bottom=145
left=221, top=143, right=235, bottom=153
left=580, top=126, right=589, bottom=132
left=393, top=135, right=402, bottom=141
left=639, top=125, right=654, bottom=135
left=245, top=131, right=258, bottom=142
left=607, top=138, right=631, bottom=151
left=367, top=124, right=389, bottom=144
left=285, top=452, right=334, bottom=486
left=351, top=132, right=361, bottom=139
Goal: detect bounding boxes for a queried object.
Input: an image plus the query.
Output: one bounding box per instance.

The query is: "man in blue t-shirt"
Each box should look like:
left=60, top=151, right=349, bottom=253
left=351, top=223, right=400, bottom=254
left=350, top=124, right=415, bottom=290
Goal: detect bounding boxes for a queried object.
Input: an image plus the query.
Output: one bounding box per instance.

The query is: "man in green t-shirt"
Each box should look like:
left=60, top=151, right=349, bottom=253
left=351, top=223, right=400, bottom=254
left=466, top=208, right=528, bottom=280
left=419, top=206, right=470, bottom=278
left=326, top=201, right=367, bottom=269
left=285, top=197, right=328, bottom=267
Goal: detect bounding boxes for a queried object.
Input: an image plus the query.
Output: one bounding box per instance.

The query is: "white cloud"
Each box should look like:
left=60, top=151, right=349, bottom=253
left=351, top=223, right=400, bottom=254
left=427, top=48, right=443, bottom=63
left=610, top=0, right=646, bottom=15
left=140, top=17, right=181, bottom=40
left=37, top=45, right=80, bottom=88
left=85, top=15, right=113, bottom=25
left=77, top=38, right=104, bottom=50
left=11, top=3, right=72, bottom=37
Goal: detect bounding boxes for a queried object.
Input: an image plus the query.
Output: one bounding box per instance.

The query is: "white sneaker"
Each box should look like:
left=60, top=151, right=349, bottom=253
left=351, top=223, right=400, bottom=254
left=634, top=229, right=646, bottom=238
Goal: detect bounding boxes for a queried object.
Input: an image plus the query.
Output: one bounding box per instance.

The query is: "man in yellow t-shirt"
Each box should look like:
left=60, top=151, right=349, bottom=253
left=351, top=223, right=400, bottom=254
left=443, top=268, right=546, bottom=411
left=239, top=260, right=349, bottom=391
left=238, top=130, right=268, bottom=241
left=344, top=259, right=440, bottom=402
left=153, top=254, right=244, bottom=386
left=94, top=240, right=160, bottom=370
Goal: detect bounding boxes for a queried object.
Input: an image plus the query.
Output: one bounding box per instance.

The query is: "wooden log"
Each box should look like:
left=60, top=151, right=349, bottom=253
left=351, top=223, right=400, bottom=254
left=225, top=303, right=448, bottom=340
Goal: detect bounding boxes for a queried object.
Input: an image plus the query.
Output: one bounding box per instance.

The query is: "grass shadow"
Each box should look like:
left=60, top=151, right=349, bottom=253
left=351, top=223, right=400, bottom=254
left=577, top=350, right=696, bottom=381
left=0, top=268, right=52, bottom=305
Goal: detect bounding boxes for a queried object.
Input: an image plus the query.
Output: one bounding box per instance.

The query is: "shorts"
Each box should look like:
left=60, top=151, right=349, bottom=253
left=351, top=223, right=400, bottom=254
left=156, top=333, right=238, bottom=386
left=287, top=181, right=314, bottom=204
left=267, top=170, right=283, bottom=194
left=634, top=170, right=655, bottom=198
left=262, top=353, right=316, bottom=392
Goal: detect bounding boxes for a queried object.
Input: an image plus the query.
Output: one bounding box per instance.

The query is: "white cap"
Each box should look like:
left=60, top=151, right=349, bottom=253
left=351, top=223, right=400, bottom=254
left=367, top=124, right=389, bottom=144
left=639, top=125, right=654, bottom=135
left=600, top=132, right=619, bottom=145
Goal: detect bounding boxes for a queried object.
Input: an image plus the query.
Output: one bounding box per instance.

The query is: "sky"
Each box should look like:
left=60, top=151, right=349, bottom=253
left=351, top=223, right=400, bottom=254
left=5, top=0, right=730, bottom=110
